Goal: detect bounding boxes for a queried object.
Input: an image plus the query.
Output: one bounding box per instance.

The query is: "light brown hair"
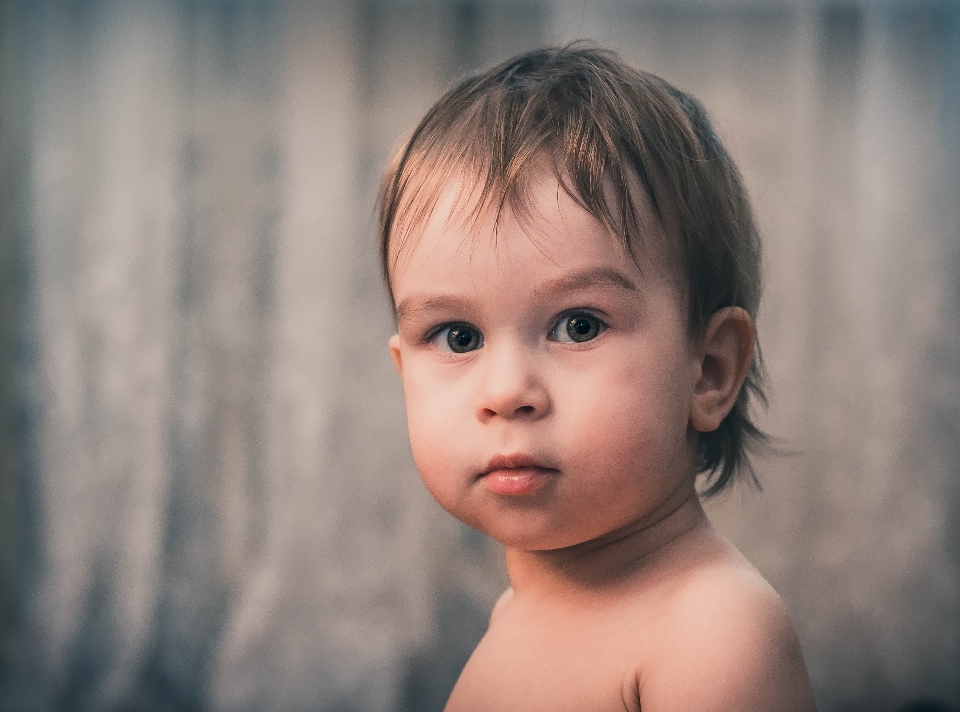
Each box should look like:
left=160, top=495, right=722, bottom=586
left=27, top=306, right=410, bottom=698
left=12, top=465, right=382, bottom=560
left=378, top=44, right=767, bottom=495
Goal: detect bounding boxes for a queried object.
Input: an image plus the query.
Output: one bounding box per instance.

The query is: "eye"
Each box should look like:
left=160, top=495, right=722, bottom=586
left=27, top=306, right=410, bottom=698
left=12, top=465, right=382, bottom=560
left=432, top=324, right=483, bottom=353
left=551, top=313, right=605, bottom=343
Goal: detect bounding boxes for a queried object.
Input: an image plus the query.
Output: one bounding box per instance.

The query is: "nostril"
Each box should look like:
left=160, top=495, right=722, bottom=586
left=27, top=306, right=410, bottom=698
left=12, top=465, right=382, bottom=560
left=517, top=405, right=535, bottom=414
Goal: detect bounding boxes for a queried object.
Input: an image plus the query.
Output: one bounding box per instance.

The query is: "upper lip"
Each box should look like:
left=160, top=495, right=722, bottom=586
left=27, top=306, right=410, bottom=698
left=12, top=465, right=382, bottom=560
left=482, top=453, right=551, bottom=474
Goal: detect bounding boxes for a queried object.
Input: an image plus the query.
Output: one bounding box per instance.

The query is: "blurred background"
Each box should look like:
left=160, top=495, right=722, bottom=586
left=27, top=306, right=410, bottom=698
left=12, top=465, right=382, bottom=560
left=1, top=0, right=958, bottom=710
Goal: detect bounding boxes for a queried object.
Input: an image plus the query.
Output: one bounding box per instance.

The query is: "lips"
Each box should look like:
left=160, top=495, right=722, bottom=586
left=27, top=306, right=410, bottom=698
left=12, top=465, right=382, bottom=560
left=479, top=454, right=557, bottom=496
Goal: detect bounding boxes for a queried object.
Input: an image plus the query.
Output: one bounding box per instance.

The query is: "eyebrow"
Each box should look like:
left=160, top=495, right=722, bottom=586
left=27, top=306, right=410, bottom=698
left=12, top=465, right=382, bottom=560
left=395, top=268, right=637, bottom=322
left=533, top=267, right=638, bottom=299
left=395, top=294, right=473, bottom=324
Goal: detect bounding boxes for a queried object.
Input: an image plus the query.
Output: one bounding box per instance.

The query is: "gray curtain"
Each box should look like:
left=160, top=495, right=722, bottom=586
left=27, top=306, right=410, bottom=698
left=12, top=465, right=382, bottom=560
left=1, top=1, right=958, bottom=711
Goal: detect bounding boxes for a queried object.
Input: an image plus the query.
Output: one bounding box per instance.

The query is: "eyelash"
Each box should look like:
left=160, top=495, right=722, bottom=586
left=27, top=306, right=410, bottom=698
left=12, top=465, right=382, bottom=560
left=549, top=311, right=608, bottom=344
left=428, top=323, right=483, bottom=354
left=425, top=310, right=608, bottom=353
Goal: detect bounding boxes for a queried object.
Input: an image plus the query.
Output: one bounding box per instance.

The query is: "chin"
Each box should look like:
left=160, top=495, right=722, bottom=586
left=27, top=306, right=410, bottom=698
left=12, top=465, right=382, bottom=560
left=466, top=513, right=594, bottom=552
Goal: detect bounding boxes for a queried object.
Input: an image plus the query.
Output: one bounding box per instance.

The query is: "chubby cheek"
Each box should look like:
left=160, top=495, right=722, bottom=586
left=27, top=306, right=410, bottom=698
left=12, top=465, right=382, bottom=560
left=402, top=374, right=475, bottom=512
left=565, top=356, right=694, bottom=503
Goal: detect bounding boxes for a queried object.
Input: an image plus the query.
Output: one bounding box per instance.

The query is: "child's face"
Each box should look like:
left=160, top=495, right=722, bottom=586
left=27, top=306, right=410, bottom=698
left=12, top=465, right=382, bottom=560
left=388, top=171, right=702, bottom=551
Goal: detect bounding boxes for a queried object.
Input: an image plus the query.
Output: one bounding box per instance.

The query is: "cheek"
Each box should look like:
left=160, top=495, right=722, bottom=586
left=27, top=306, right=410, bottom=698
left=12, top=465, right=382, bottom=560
left=562, top=347, right=695, bottom=478
left=402, top=371, right=473, bottom=494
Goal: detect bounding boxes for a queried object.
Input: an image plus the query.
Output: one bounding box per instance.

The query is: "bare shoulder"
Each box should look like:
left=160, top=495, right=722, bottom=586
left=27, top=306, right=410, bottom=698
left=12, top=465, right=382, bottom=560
left=489, top=586, right=514, bottom=624
left=639, top=554, right=816, bottom=712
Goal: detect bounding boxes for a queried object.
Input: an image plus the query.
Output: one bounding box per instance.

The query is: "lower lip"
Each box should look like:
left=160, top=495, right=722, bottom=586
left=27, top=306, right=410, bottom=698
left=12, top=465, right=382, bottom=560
left=481, top=467, right=554, bottom=496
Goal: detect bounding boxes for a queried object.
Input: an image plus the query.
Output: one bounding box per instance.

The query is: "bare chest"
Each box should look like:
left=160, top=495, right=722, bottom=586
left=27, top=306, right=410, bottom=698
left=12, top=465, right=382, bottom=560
left=444, top=608, right=645, bottom=712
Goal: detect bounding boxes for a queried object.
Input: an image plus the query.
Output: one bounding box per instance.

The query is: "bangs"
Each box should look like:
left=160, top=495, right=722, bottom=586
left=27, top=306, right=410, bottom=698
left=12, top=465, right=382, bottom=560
left=379, top=47, right=699, bottom=289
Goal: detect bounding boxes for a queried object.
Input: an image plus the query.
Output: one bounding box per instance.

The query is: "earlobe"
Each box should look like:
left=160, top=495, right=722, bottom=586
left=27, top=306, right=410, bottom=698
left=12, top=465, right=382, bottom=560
left=389, top=334, right=403, bottom=377
left=689, top=307, right=755, bottom=433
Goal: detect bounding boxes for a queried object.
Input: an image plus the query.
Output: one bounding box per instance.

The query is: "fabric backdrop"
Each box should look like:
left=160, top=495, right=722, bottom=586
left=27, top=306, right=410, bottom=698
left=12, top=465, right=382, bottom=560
left=1, top=1, right=958, bottom=710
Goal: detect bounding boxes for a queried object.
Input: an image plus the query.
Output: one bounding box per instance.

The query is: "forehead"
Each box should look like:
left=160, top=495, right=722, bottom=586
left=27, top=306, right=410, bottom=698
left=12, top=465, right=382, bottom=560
left=388, top=168, right=677, bottom=293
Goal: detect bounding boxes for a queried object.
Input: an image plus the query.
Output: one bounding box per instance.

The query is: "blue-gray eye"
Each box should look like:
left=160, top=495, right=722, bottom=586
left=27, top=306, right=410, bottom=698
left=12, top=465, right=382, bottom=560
left=446, top=326, right=482, bottom=353
left=553, top=313, right=604, bottom=343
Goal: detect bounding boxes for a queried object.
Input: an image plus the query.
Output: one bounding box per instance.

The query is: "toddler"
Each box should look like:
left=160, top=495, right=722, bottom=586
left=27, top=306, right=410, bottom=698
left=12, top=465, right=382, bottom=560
left=379, top=45, right=816, bottom=711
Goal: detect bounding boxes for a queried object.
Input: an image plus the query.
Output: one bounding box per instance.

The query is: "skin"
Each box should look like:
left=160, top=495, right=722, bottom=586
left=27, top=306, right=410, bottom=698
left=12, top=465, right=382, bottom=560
left=388, top=170, right=817, bottom=711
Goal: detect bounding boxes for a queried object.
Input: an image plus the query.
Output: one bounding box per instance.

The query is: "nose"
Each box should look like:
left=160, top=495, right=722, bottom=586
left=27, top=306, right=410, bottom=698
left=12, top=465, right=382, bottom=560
left=475, top=342, right=550, bottom=422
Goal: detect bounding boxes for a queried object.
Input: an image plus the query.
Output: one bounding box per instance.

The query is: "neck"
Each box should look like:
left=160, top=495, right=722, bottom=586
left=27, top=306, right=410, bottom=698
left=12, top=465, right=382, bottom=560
left=503, top=482, right=709, bottom=600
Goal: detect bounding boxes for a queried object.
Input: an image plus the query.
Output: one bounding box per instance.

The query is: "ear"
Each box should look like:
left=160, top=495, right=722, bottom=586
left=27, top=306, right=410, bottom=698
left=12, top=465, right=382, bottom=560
left=388, top=333, right=403, bottom=378
left=690, top=307, right=755, bottom=433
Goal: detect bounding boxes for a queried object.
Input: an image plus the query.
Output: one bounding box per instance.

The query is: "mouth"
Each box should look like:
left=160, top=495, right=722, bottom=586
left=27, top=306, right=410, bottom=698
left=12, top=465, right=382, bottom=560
left=479, top=454, right=558, bottom=496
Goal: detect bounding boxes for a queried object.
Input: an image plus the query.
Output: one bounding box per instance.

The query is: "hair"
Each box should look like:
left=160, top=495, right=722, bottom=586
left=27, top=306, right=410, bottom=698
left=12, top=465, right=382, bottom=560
left=378, top=43, right=767, bottom=496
